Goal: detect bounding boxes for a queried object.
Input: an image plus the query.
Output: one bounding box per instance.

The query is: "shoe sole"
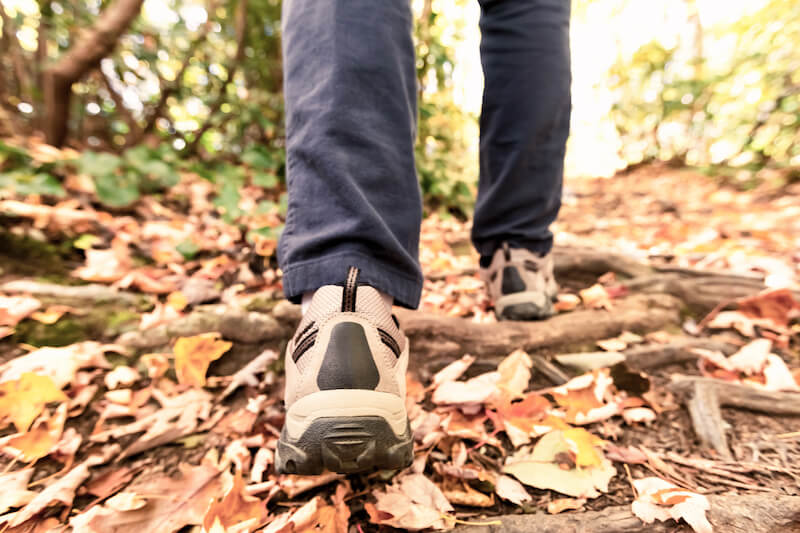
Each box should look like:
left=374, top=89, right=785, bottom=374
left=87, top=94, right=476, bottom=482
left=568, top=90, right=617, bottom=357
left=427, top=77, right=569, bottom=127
left=276, top=390, right=413, bottom=475
left=276, top=415, right=413, bottom=474
left=495, top=290, right=555, bottom=320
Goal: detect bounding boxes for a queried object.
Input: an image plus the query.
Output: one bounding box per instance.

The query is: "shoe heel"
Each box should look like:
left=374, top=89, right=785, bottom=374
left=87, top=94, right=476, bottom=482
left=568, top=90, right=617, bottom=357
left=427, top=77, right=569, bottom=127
left=276, top=416, right=413, bottom=475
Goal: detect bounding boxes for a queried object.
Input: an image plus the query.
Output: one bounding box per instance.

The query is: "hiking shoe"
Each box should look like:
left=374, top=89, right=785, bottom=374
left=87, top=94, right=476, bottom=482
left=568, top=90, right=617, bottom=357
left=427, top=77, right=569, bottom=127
left=276, top=266, right=413, bottom=475
left=480, top=243, right=558, bottom=320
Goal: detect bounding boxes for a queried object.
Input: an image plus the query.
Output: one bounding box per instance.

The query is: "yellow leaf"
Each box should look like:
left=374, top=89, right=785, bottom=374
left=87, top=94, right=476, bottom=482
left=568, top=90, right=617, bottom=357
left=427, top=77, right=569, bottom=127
left=167, top=291, right=188, bottom=311
left=0, top=373, right=67, bottom=432
left=4, top=403, right=67, bottom=462
left=562, top=427, right=604, bottom=469
left=173, top=333, right=231, bottom=387
left=203, top=469, right=267, bottom=531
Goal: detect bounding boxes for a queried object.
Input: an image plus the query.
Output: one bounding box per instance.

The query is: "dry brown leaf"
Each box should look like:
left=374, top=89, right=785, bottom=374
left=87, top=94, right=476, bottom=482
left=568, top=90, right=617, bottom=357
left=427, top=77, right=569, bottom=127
left=0, top=341, right=114, bottom=389
left=0, top=373, right=67, bottom=432
left=490, top=349, right=533, bottom=405
left=280, top=471, right=343, bottom=499
left=83, top=466, right=137, bottom=500
left=90, top=388, right=212, bottom=459
left=173, top=332, right=232, bottom=387
left=29, top=305, right=75, bottom=325
left=737, top=288, right=800, bottom=327
left=631, top=477, right=711, bottom=533
left=10, top=445, right=119, bottom=527
left=104, top=366, right=141, bottom=389
left=203, top=469, right=267, bottom=532
left=140, top=353, right=170, bottom=379
left=494, top=392, right=560, bottom=447
left=0, top=469, right=37, bottom=514
left=72, top=243, right=132, bottom=283
left=547, top=497, right=586, bottom=514
left=440, top=479, right=494, bottom=508
left=554, top=293, right=581, bottom=312
left=493, top=474, right=532, bottom=506
left=579, top=284, right=612, bottom=310
left=367, top=473, right=454, bottom=531
left=220, top=349, right=277, bottom=399
left=69, top=461, right=223, bottom=533
left=550, top=370, right=620, bottom=425
left=431, top=354, right=476, bottom=389
left=504, top=430, right=616, bottom=499
left=432, top=371, right=500, bottom=407
left=1, top=404, right=67, bottom=462
left=0, top=295, right=41, bottom=327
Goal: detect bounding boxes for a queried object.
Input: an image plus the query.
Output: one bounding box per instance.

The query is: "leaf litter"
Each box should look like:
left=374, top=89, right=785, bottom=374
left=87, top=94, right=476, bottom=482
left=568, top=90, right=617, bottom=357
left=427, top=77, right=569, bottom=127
left=0, top=165, right=798, bottom=531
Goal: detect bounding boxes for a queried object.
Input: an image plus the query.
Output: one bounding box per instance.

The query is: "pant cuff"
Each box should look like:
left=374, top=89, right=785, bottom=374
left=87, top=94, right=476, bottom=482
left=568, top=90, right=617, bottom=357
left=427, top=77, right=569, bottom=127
left=281, top=251, right=423, bottom=309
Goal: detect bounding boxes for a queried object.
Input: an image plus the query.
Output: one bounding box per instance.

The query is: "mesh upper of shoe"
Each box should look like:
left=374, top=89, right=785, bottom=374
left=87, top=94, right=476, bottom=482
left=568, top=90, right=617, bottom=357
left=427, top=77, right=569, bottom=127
left=479, top=246, right=557, bottom=303
left=291, top=285, right=403, bottom=375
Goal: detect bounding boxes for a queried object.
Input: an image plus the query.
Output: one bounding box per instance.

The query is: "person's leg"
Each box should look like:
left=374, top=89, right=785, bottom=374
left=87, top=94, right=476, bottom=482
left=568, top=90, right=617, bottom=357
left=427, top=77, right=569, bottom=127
left=279, top=0, right=422, bottom=310
left=472, top=0, right=571, bottom=261
left=276, top=0, right=418, bottom=475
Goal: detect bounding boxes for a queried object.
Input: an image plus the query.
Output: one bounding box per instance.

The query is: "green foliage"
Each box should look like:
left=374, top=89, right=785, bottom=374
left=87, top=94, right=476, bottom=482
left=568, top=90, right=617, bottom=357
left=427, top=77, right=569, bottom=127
left=0, top=170, right=65, bottom=198
left=609, top=0, right=800, bottom=176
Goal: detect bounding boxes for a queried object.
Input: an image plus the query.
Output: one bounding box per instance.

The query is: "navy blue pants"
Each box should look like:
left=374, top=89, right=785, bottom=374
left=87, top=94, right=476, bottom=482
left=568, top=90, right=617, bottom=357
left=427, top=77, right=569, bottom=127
left=278, top=0, right=571, bottom=309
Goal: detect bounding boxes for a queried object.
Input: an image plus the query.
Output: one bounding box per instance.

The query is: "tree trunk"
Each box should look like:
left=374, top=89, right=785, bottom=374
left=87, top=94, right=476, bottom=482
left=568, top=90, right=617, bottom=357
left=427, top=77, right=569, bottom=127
left=43, top=0, right=144, bottom=146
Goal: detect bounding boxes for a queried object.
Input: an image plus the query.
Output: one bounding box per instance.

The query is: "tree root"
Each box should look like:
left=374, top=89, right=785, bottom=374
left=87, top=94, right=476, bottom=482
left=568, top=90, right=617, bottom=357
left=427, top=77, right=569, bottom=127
left=0, top=279, right=144, bottom=305
left=669, top=376, right=800, bottom=459
left=397, top=293, right=682, bottom=370
left=117, top=305, right=290, bottom=349
left=453, top=494, right=800, bottom=533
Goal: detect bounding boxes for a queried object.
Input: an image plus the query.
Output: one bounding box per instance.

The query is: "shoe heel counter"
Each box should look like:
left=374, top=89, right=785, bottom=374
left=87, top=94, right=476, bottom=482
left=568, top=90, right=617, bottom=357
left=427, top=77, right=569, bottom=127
left=317, top=320, right=380, bottom=391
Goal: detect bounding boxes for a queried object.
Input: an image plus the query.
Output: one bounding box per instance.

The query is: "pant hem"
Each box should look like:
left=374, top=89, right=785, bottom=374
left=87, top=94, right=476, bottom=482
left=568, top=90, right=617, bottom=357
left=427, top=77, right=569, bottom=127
left=281, top=251, right=423, bottom=309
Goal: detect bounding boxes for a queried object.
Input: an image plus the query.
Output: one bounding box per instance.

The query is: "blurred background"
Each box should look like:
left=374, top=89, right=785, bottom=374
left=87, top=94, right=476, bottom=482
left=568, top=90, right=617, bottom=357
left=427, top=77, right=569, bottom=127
left=0, top=0, right=798, bottom=231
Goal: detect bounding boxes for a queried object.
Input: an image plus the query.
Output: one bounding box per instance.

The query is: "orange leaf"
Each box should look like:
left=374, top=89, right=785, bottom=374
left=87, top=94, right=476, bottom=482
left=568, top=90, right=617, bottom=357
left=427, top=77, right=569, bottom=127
left=4, top=404, right=67, bottom=462
left=203, top=469, right=267, bottom=531
left=0, top=373, right=67, bottom=432
left=173, top=333, right=232, bottom=387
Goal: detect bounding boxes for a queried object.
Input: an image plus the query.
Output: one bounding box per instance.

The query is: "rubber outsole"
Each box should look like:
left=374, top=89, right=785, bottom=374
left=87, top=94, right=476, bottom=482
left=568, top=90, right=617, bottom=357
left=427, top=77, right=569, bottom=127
left=275, top=415, right=413, bottom=475
left=498, top=301, right=554, bottom=321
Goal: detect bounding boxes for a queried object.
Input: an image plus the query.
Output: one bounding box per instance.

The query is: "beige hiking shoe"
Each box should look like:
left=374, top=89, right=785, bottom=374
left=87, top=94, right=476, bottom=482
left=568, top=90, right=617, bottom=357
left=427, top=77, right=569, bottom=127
left=480, top=243, right=558, bottom=320
left=276, top=266, right=413, bottom=474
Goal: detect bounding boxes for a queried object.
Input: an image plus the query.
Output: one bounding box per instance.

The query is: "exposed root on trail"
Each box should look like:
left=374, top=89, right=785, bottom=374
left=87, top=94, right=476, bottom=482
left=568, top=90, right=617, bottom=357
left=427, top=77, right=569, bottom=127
left=669, top=376, right=800, bottom=458
left=454, top=494, right=800, bottom=533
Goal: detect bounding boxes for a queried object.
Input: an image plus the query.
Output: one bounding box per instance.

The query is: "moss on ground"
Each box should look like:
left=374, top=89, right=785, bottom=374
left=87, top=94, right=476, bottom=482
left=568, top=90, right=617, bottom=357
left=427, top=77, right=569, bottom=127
left=0, top=230, right=78, bottom=282
left=12, top=307, right=140, bottom=347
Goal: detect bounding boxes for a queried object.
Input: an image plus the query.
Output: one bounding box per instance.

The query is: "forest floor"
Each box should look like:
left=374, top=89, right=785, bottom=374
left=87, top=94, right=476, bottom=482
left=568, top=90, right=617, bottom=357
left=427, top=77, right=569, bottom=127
left=0, top=161, right=799, bottom=532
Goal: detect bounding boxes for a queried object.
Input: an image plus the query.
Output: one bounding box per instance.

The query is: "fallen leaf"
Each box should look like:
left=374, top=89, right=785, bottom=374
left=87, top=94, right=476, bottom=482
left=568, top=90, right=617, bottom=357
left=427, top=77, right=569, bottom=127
left=1, top=404, right=67, bottom=462
left=547, top=497, right=586, bottom=514
left=762, top=354, right=800, bottom=392
left=280, top=472, right=343, bottom=499
left=550, top=370, right=620, bottom=425
left=90, top=388, right=213, bottom=459
left=431, top=355, right=475, bottom=389
left=104, top=366, right=141, bottom=389
left=173, top=332, right=232, bottom=387
left=493, top=474, right=532, bottom=506
left=68, top=461, right=223, bottom=533
left=220, top=349, right=277, bottom=399
left=490, top=349, right=533, bottom=405
left=0, top=342, right=114, bottom=389
left=11, top=445, right=119, bottom=527
left=631, top=477, right=712, bottom=533
left=503, top=430, right=616, bottom=499
left=622, top=407, right=657, bottom=425
left=432, top=371, right=500, bottom=407
left=0, top=373, right=67, bottom=432
left=727, top=339, right=772, bottom=375
left=554, top=293, right=581, bottom=312
left=141, top=353, right=170, bottom=379
left=0, top=295, right=41, bottom=327
left=579, top=284, right=612, bottom=310
left=0, top=469, right=37, bottom=514
left=203, top=469, right=267, bottom=532
left=440, top=478, right=494, bottom=508
left=367, top=473, right=454, bottom=531
left=738, top=288, right=800, bottom=327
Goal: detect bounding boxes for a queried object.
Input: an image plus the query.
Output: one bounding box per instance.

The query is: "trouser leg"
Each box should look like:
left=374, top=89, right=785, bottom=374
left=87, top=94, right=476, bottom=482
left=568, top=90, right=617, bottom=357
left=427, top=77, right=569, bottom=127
left=471, top=0, right=571, bottom=260
left=278, top=0, right=423, bottom=308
